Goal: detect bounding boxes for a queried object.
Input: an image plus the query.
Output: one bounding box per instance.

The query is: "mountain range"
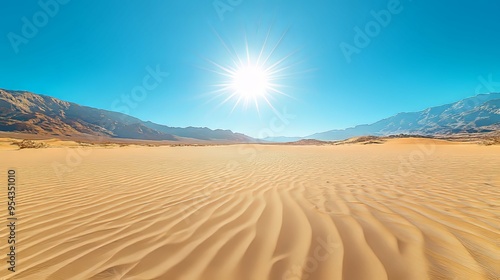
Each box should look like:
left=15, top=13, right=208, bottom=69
left=0, top=89, right=255, bottom=142
left=266, top=93, right=500, bottom=141
left=0, top=89, right=499, bottom=142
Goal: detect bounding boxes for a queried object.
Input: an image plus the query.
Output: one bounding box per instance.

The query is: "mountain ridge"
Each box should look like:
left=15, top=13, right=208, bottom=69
left=263, top=93, right=500, bottom=142
left=0, top=89, right=256, bottom=142
left=307, top=93, right=500, bottom=141
left=1, top=89, right=498, bottom=143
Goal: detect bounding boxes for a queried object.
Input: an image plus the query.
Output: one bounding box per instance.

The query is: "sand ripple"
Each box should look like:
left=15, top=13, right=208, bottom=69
left=0, top=141, right=499, bottom=279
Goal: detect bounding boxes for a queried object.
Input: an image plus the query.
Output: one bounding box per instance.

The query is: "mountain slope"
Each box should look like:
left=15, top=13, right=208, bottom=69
left=0, top=89, right=255, bottom=142
left=308, top=93, right=500, bottom=141
left=142, top=121, right=254, bottom=142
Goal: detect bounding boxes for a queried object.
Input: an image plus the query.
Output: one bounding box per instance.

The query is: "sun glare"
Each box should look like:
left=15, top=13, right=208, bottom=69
left=231, top=64, right=270, bottom=98
left=204, top=27, right=298, bottom=114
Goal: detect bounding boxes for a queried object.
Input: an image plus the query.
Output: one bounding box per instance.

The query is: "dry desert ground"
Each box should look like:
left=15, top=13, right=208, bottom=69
left=0, top=138, right=499, bottom=280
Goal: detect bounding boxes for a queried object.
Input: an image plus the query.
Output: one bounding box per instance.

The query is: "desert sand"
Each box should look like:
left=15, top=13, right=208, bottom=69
left=0, top=138, right=499, bottom=280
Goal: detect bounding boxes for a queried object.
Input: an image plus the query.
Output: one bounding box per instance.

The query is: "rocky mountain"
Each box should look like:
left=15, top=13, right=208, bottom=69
left=0, top=89, right=256, bottom=142
left=142, top=121, right=252, bottom=142
left=307, top=93, right=500, bottom=141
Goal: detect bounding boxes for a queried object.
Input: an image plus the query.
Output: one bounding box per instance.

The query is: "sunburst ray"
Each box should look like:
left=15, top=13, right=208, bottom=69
left=205, top=25, right=298, bottom=113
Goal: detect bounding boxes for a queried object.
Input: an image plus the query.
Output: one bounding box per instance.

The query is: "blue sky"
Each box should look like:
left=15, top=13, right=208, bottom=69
left=1, top=0, right=499, bottom=137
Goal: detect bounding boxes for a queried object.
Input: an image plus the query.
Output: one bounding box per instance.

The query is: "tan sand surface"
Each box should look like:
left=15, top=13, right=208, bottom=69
left=0, top=139, right=498, bottom=279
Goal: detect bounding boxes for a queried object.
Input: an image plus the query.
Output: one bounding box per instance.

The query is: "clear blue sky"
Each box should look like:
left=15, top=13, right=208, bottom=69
left=1, top=0, right=499, bottom=137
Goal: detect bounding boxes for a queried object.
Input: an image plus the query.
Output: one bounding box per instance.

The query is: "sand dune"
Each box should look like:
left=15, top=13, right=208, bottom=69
left=0, top=139, right=498, bottom=279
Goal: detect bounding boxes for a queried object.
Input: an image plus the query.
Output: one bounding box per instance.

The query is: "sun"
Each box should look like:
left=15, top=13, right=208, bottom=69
left=204, top=27, right=298, bottom=114
left=231, top=64, right=270, bottom=99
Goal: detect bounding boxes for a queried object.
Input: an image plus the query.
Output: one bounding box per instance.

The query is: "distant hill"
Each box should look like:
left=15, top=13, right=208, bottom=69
left=142, top=121, right=252, bottom=142
left=307, top=93, right=500, bottom=141
left=285, top=139, right=331, bottom=145
left=0, top=89, right=256, bottom=142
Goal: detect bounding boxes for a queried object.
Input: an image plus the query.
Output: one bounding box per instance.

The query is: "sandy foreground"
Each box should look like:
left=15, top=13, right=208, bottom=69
left=0, top=139, right=498, bottom=280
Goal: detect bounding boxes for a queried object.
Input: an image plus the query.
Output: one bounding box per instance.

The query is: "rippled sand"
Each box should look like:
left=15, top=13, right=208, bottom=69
left=0, top=139, right=498, bottom=279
